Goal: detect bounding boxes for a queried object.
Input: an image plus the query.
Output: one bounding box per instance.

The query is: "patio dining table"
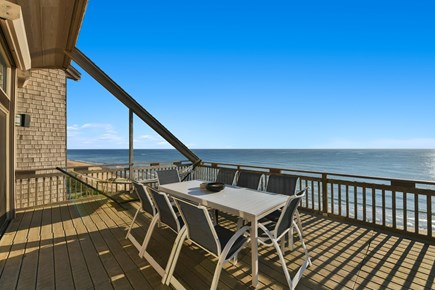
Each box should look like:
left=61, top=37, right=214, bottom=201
left=159, top=179, right=288, bottom=288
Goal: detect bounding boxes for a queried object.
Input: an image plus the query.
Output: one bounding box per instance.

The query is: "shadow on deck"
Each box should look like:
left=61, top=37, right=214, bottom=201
left=0, top=197, right=433, bottom=289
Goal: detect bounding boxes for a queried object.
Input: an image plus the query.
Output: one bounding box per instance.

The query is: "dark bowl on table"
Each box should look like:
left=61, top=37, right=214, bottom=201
left=206, top=182, right=225, bottom=192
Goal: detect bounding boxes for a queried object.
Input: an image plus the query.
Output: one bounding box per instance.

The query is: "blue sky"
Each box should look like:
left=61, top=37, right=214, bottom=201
left=67, top=0, right=435, bottom=149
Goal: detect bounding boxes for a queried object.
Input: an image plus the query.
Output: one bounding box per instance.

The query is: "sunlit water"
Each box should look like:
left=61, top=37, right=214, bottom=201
left=69, top=149, right=435, bottom=229
left=69, top=149, right=435, bottom=181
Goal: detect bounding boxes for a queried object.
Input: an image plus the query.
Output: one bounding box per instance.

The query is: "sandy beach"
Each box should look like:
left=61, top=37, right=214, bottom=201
left=67, top=160, right=96, bottom=167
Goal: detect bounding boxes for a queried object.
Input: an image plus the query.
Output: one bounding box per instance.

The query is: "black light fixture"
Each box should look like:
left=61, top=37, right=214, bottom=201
left=15, top=114, right=31, bottom=127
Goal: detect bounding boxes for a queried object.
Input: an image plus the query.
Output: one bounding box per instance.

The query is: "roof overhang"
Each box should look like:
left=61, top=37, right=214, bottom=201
left=9, top=0, right=88, bottom=70
left=0, top=1, right=31, bottom=70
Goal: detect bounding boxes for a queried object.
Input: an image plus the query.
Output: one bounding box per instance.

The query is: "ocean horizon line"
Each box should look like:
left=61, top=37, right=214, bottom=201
left=68, top=148, right=435, bottom=182
left=68, top=148, right=435, bottom=150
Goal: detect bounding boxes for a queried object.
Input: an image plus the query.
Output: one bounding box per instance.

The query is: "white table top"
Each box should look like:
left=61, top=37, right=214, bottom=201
left=159, top=180, right=288, bottom=221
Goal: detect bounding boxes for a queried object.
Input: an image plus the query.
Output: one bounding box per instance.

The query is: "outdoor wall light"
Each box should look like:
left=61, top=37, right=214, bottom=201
left=15, top=114, right=31, bottom=127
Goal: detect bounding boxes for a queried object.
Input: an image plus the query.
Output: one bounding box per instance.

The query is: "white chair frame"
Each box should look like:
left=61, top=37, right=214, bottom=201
left=258, top=189, right=311, bottom=290
left=126, top=184, right=185, bottom=285
left=215, top=167, right=238, bottom=185
left=125, top=182, right=157, bottom=252
left=164, top=199, right=250, bottom=290
left=264, top=175, right=304, bottom=251
left=140, top=188, right=183, bottom=279
left=156, top=169, right=181, bottom=185
left=235, top=171, right=265, bottom=191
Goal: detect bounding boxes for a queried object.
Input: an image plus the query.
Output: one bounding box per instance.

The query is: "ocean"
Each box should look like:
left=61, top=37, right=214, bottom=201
left=68, top=149, right=435, bottom=182
left=68, top=149, right=435, bottom=229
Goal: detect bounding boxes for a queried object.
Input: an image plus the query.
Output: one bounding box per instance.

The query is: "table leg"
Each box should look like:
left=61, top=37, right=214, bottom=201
left=251, top=219, right=258, bottom=288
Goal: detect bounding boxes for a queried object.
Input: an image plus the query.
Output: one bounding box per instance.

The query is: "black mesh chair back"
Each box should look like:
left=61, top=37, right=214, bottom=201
left=177, top=200, right=219, bottom=255
left=276, top=188, right=307, bottom=238
left=157, top=169, right=180, bottom=185
left=256, top=187, right=311, bottom=289
left=216, top=168, right=237, bottom=185
left=266, top=174, right=299, bottom=196
left=133, top=182, right=155, bottom=216
left=236, top=171, right=263, bottom=190
left=149, top=187, right=181, bottom=233
left=167, top=199, right=250, bottom=289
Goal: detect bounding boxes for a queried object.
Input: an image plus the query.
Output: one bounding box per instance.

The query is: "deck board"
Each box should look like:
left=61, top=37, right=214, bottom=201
left=36, top=207, right=55, bottom=290
left=67, top=200, right=114, bottom=289
left=16, top=208, right=43, bottom=290
left=99, top=201, right=175, bottom=290
left=1, top=196, right=433, bottom=290
left=52, top=205, right=76, bottom=290
left=0, top=208, right=34, bottom=289
left=79, top=199, right=134, bottom=289
left=86, top=198, right=154, bottom=289
left=61, top=203, right=95, bottom=289
left=110, top=200, right=214, bottom=290
left=0, top=209, right=26, bottom=276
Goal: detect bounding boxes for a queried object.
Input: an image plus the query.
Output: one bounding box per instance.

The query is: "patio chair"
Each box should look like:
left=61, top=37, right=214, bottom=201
left=139, top=187, right=184, bottom=278
left=178, top=159, right=201, bottom=181
left=234, top=171, right=264, bottom=227
left=164, top=199, right=250, bottom=290
left=215, top=167, right=237, bottom=185
left=236, top=170, right=263, bottom=190
left=156, top=169, right=181, bottom=185
left=213, top=168, right=237, bottom=223
left=126, top=181, right=157, bottom=252
left=266, top=174, right=299, bottom=196
left=257, top=187, right=311, bottom=290
left=263, top=174, right=303, bottom=250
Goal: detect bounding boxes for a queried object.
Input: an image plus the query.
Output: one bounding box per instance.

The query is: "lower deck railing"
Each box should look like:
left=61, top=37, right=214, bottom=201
left=14, top=162, right=192, bottom=208
left=195, top=162, right=434, bottom=241
left=15, top=160, right=434, bottom=241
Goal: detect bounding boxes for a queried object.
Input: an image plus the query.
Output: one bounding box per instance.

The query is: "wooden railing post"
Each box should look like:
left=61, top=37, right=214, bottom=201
left=129, top=109, right=134, bottom=178
left=322, top=173, right=328, bottom=214
left=14, top=162, right=435, bottom=240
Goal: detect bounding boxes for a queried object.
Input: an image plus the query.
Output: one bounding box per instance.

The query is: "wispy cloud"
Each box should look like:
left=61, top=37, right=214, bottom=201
left=68, top=123, right=127, bottom=148
left=68, top=123, right=175, bottom=149
left=139, top=134, right=155, bottom=140
left=157, top=141, right=170, bottom=146
left=135, top=134, right=171, bottom=148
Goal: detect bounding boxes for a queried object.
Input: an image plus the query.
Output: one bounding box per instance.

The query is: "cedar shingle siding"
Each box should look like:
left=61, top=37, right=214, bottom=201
left=16, top=69, right=66, bottom=170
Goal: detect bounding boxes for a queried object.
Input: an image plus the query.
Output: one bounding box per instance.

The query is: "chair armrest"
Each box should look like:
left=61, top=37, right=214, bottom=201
left=220, top=225, right=251, bottom=259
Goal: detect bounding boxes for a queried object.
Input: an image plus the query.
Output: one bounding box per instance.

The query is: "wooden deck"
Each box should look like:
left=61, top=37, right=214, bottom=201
left=0, top=196, right=433, bottom=290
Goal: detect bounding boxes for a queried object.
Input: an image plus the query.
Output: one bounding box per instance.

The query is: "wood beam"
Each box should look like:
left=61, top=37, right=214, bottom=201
left=8, top=67, right=17, bottom=217
left=0, top=1, right=31, bottom=70
left=17, top=69, right=30, bottom=88
left=62, top=0, right=88, bottom=69
left=65, top=65, right=81, bottom=81
left=0, top=1, right=21, bottom=20
left=66, top=47, right=201, bottom=164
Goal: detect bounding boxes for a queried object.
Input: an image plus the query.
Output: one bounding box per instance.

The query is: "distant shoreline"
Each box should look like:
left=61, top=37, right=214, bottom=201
left=68, top=148, right=434, bottom=150
left=67, top=160, right=97, bottom=167
left=67, top=149, right=435, bottom=181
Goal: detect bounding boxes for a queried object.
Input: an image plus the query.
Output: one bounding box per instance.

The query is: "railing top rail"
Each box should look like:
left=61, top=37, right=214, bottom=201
left=15, top=160, right=192, bottom=174
left=15, top=172, right=64, bottom=179
left=64, top=160, right=192, bottom=169
left=15, top=160, right=435, bottom=187
left=200, top=161, right=435, bottom=186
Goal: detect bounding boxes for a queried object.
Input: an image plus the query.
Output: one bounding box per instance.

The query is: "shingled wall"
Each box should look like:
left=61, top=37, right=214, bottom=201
left=16, top=69, right=67, bottom=170
left=14, top=69, right=67, bottom=208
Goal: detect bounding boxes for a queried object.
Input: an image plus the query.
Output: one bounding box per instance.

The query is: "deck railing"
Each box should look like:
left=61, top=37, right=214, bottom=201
left=14, top=161, right=192, bottom=208
left=15, top=160, right=434, bottom=241
left=195, top=161, right=434, bottom=241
